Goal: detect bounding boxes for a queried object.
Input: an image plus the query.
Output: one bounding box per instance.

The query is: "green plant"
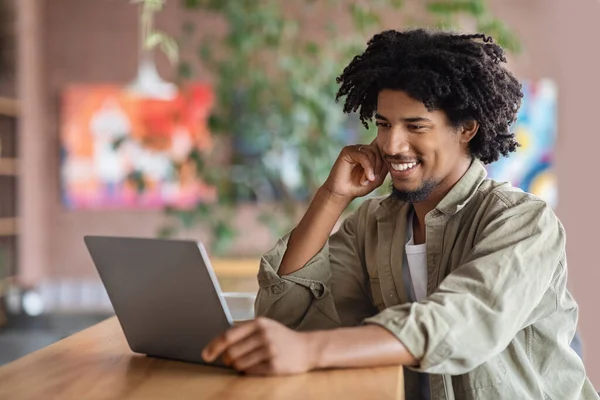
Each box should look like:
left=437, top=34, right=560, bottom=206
left=135, top=0, right=521, bottom=255
left=132, top=0, right=179, bottom=63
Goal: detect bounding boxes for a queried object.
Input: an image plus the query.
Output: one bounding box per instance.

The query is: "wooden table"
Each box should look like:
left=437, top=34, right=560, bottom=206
left=0, top=317, right=405, bottom=399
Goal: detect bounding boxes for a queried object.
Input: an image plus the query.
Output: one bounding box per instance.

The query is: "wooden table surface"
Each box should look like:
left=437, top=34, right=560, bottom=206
left=0, top=317, right=405, bottom=400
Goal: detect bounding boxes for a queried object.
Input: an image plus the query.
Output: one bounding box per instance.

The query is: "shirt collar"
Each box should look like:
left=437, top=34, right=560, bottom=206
left=435, top=158, right=487, bottom=215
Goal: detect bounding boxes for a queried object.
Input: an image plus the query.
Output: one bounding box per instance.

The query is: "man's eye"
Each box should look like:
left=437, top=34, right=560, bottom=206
left=375, top=122, right=390, bottom=128
left=408, top=125, right=426, bottom=130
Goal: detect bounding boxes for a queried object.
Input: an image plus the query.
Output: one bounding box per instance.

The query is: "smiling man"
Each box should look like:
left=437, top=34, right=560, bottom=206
left=202, top=29, right=598, bottom=399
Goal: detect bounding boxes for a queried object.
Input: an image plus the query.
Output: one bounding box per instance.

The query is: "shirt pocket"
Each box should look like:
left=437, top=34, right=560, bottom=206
left=369, top=278, right=386, bottom=312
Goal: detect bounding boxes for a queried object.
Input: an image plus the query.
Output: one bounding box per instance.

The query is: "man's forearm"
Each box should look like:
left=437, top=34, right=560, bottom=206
left=308, top=325, right=419, bottom=370
left=278, top=187, right=350, bottom=276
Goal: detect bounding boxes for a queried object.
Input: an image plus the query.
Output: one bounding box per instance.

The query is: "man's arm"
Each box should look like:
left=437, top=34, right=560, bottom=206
left=278, top=143, right=386, bottom=276
left=254, top=196, right=379, bottom=330
left=201, top=317, right=417, bottom=375
left=276, top=187, right=350, bottom=277
left=309, top=324, right=419, bottom=370
left=254, top=143, right=387, bottom=330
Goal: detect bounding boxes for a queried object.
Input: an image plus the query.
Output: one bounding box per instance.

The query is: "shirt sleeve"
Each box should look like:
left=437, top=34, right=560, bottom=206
left=255, top=200, right=377, bottom=331
left=364, top=197, right=565, bottom=375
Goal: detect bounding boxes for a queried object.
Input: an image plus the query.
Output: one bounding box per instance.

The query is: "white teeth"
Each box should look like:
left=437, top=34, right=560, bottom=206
left=391, top=162, right=417, bottom=171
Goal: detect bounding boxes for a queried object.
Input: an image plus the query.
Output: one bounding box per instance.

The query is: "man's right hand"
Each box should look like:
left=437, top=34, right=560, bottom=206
left=322, top=143, right=388, bottom=202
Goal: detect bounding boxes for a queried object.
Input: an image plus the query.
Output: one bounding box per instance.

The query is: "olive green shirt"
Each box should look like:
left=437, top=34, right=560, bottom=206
left=255, top=160, right=598, bottom=400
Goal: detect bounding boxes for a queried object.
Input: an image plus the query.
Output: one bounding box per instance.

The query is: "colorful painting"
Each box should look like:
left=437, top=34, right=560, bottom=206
left=486, top=79, right=558, bottom=208
left=60, top=84, right=216, bottom=209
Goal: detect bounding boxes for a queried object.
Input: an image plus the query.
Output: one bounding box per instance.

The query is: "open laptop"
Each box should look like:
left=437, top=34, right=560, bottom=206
left=84, top=236, right=233, bottom=367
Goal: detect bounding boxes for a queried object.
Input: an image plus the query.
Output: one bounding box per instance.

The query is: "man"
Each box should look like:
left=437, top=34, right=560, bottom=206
left=203, top=29, right=598, bottom=399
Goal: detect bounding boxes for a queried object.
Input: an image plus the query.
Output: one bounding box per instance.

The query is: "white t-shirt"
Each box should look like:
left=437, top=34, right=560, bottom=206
left=404, top=212, right=428, bottom=302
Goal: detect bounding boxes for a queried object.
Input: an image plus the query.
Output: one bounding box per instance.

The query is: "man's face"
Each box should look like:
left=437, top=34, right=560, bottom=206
left=375, top=89, right=472, bottom=203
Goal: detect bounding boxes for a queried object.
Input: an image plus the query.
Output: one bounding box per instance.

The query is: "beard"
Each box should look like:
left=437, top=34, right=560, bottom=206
left=390, top=179, right=439, bottom=203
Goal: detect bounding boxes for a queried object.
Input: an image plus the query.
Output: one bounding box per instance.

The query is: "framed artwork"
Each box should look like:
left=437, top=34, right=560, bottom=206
left=486, top=79, right=558, bottom=208
left=60, top=84, right=216, bottom=210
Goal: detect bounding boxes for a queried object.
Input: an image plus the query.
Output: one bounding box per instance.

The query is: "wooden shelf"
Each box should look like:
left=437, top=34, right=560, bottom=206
left=0, top=158, right=17, bottom=176
left=0, top=97, right=19, bottom=117
left=0, top=217, right=17, bottom=236
left=211, top=258, right=260, bottom=278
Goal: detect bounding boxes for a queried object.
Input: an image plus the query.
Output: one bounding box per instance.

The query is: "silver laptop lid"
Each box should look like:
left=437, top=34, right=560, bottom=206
left=84, top=236, right=232, bottom=366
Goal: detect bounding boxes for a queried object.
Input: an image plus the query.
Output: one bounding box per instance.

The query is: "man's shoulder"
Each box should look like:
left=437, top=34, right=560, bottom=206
left=477, top=178, right=549, bottom=208
left=474, top=178, right=561, bottom=228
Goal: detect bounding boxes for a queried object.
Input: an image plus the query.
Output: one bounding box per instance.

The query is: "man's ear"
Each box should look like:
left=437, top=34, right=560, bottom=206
left=459, top=119, right=479, bottom=143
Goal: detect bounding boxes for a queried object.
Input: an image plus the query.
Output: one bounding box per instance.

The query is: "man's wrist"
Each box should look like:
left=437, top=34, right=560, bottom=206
left=302, top=325, right=420, bottom=371
left=304, top=330, right=329, bottom=371
left=315, top=186, right=352, bottom=212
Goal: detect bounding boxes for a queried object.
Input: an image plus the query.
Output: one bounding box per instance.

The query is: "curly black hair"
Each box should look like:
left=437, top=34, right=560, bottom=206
left=336, top=29, right=523, bottom=164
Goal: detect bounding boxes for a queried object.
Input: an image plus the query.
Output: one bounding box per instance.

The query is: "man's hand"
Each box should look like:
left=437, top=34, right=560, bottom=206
left=203, top=319, right=418, bottom=375
left=322, top=142, right=388, bottom=202
left=202, top=317, right=318, bottom=376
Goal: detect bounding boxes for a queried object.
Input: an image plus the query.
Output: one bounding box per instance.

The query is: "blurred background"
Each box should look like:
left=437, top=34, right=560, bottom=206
left=0, top=0, right=598, bottom=388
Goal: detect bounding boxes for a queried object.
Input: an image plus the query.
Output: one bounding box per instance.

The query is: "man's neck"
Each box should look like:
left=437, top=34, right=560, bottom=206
left=412, top=157, right=473, bottom=243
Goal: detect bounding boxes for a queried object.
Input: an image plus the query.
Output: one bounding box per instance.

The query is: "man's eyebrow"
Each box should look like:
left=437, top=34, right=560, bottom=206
left=375, top=114, right=432, bottom=123
left=402, top=117, right=432, bottom=123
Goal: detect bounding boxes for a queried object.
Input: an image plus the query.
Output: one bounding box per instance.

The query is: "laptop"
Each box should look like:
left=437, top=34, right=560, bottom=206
left=84, top=236, right=233, bottom=367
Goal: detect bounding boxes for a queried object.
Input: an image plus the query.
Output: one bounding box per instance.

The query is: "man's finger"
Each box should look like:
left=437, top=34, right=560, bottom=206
left=202, top=321, right=260, bottom=362
left=350, top=150, right=375, bottom=182
left=233, top=347, right=270, bottom=372
left=226, top=332, right=267, bottom=361
left=374, top=147, right=384, bottom=177
left=358, top=146, right=377, bottom=179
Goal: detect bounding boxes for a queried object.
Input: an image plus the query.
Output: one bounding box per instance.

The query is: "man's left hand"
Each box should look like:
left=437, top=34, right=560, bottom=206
left=202, top=317, right=318, bottom=376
